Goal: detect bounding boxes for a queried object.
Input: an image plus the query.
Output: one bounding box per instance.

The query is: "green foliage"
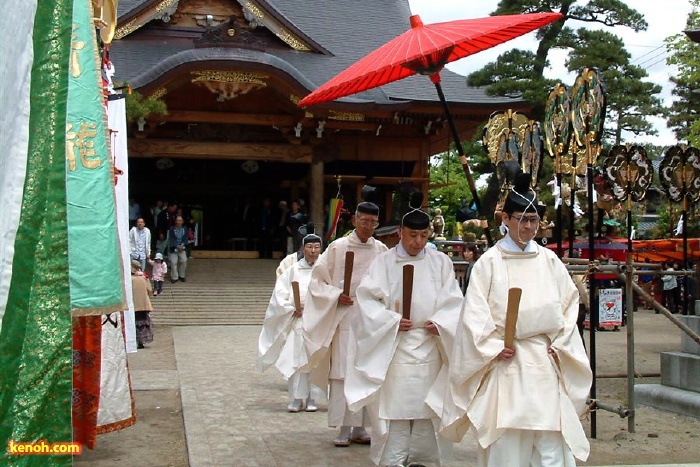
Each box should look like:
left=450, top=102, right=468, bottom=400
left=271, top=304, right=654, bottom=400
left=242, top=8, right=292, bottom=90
left=125, top=91, right=168, bottom=123
left=428, top=137, right=493, bottom=236
left=665, top=1, right=700, bottom=146
left=468, top=0, right=661, bottom=141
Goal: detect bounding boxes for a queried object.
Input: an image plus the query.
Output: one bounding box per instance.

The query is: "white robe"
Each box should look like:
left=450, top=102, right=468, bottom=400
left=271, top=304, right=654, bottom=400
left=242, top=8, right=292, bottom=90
left=276, top=251, right=301, bottom=278
left=436, top=237, right=592, bottom=463
left=258, top=259, right=314, bottom=380
left=346, top=246, right=463, bottom=465
left=302, top=231, right=388, bottom=381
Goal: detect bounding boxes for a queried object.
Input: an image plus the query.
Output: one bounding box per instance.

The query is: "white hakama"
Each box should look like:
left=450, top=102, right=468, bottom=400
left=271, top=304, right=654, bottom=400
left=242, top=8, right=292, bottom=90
left=258, top=259, right=323, bottom=402
left=347, top=246, right=463, bottom=465
left=436, top=237, right=592, bottom=466
left=302, top=231, right=388, bottom=427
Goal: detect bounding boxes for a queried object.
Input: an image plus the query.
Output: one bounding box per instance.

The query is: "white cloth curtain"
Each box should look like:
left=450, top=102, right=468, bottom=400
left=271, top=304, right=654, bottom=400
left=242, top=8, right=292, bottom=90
left=107, top=96, right=137, bottom=352
left=0, top=0, right=37, bottom=330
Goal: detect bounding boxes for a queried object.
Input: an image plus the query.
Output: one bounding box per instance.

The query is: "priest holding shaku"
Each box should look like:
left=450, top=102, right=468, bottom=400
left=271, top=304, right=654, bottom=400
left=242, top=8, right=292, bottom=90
left=436, top=172, right=592, bottom=466
left=345, top=193, right=464, bottom=467
left=302, top=197, right=388, bottom=446
left=258, top=233, right=324, bottom=413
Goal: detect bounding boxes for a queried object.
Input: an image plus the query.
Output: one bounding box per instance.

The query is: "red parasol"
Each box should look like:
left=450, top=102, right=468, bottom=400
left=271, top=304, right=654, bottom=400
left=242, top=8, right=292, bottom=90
left=299, top=12, right=562, bottom=244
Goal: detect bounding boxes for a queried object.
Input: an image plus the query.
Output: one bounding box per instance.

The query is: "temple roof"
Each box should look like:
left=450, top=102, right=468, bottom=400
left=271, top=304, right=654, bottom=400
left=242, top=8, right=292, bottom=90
left=110, top=0, right=522, bottom=107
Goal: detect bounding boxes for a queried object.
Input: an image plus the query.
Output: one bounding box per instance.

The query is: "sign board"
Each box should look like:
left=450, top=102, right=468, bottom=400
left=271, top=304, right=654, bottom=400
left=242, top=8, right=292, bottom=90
left=584, top=288, right=623, bottom=328
left=598, top=288, right=623, bottom=327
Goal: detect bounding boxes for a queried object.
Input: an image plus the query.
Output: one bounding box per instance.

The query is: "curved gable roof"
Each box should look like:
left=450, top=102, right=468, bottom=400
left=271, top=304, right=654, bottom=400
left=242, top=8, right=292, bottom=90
left=111, top=0, right=522, bottom=107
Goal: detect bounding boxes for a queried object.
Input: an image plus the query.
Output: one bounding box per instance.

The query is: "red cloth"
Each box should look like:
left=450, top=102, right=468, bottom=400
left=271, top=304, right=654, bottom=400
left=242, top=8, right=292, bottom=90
left=72, top=315, right=102, bottom=449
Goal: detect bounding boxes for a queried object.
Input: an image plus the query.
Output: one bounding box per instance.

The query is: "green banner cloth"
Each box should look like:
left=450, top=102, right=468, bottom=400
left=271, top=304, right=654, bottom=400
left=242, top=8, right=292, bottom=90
left=66, top=0, right=125, bottom=315
left=0, top=0, right=74, bottom=465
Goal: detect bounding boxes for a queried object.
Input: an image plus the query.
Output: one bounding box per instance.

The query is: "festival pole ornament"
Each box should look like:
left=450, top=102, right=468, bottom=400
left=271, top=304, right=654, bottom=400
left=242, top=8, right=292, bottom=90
left=571, top=68, right=606, bottom=252
left=659, top=144, right=700, bottom=314
left=604, top=144, right=651, bottom=435
left=544, top=83, right=572, bottom=256
left=483, top=109, right=543, bottom=227
left=521, top=120, right=544, bottom=186
left=570, top=67, right=606, bottom=440
left=605, top=144, right=653, bottom=249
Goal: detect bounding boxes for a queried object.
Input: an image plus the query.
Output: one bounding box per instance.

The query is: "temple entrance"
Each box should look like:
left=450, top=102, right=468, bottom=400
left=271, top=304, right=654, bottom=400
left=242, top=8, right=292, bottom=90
left=128, top=157, right=309, bottom=250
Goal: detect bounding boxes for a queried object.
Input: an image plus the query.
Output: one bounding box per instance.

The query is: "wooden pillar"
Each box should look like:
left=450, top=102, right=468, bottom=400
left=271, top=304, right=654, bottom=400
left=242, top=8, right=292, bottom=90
left=310, top=161, right=324, bottom=235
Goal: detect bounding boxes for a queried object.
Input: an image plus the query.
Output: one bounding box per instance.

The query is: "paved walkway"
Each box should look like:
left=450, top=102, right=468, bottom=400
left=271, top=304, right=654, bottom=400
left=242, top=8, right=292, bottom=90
left=170, top=325, right=480, bottom=467
left=133, top=325, right=699, bottom=467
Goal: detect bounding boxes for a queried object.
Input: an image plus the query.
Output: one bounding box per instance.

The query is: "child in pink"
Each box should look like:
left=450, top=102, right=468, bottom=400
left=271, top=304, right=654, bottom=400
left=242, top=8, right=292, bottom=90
left=148, top=252, right=168, bottom=296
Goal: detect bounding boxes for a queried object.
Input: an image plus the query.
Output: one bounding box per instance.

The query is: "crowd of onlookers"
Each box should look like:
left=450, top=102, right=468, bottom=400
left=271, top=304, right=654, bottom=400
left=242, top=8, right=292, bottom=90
left=233, top=197, right=310, bottom=258
left=127, top=196, right=313, bottom=286
left=128, top=199, right=199, bottom=287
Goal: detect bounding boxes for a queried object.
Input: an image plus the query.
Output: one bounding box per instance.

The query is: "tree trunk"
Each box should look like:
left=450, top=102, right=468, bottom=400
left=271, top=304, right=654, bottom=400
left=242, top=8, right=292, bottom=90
left=532, top=2, right=575, bottom=79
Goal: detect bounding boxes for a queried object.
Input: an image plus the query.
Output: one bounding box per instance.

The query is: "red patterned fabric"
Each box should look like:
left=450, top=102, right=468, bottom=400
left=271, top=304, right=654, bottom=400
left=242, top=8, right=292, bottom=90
left=299, top=13, right=562, bottom=106
left=72, top=316, right=102, bottom=449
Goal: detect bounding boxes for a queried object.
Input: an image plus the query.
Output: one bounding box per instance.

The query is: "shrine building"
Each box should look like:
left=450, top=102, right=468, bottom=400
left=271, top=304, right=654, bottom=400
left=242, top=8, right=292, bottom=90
left=110, top=0, right=528, bottom=252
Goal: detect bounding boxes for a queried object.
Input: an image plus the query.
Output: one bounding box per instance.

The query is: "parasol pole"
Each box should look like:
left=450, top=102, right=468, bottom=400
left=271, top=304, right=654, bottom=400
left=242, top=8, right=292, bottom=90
left=625, top=163, right=636, bottom=433
left=586, top=136, right=598, bottom=439
left=569, top=156, right=577, bottom=258
left=431, top=73, right=493, bottom=246
left=557, top=169, right=563, bottom=257
left=572, top=68, right=606, bottom=439
left=683, top=197, right=688, bottom=315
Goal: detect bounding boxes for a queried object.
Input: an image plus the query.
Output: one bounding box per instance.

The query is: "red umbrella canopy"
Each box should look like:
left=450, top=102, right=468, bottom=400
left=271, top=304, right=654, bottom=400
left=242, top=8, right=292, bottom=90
left=299, top=12, right=563, bottom=106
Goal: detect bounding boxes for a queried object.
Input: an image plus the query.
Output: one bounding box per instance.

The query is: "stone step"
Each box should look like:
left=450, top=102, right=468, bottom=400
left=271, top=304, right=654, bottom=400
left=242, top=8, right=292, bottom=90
left=151, top=258, right=276, bottom=326
left=680, top=316, right=700, bottom=356
left=660, top=351, right=700, bottom=393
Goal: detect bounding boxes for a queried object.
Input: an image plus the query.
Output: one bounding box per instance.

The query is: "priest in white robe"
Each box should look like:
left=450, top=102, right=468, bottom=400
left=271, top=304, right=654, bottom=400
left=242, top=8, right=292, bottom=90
left=302, top=202, right=388, bottom=446
left=437, top=173, right=592, bottom=466
left=258, top=234, right=324, bottom=412
left=346, top=201, right=463, bottom=466
left=276, top=223, right=316, bottom=277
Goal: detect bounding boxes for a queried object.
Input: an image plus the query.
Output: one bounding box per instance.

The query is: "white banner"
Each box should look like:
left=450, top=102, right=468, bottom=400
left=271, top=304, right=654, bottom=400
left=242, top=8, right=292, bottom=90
left=97, top=312, right=135, bottom=430
left=0, top=0, right=37, bottom=330
left=107, top=95, right=137, bottom=352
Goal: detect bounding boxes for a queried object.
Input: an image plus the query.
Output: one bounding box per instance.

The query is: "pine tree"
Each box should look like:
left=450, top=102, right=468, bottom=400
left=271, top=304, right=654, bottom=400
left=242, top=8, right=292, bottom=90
left=665, top=1, right=700, bottom=146
left=565, top=29, right=664, bottom=145
left=467, top=0, right=653, bottom=127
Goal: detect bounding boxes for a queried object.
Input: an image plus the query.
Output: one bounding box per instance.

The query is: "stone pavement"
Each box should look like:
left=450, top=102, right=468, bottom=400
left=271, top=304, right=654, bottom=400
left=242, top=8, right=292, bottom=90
left=171, top=325, right=480, bottom=467
left=150, top=325, right=699, bottom=467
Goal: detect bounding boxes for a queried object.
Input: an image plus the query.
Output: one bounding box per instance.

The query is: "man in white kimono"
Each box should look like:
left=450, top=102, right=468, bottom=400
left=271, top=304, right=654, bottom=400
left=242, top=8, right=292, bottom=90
left=303, top=202, right=388, bottom=446
left=345, top=204, right=464, bottom=467
left=438, top=173, right=592, bottom=466
left=258, top=234, right=324, bottom=412
left=276, top=223, right=315, bottom=277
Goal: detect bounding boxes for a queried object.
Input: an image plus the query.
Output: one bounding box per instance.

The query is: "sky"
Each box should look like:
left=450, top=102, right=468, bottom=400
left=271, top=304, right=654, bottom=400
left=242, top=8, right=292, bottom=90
left=407, top=0, right=694, bottom=147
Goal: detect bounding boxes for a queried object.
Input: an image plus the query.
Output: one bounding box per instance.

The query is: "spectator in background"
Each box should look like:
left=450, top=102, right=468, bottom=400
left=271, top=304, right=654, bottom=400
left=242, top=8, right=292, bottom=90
left=131, top=260, right=154, bottom=349
left=287, top=201, right=307, bottom=253
left=239, top=196, right=255, bottom=250
left=186, top=215, right=198, bottom=258
left=157, top=203, right=178, bottom=238
left=129, top=218, right=151, bottom=271
left=639, top=258, right=654, bottom=309
left=151, top=200, right=164, bottom=227
left=462, top=245, right=482, bottom=294
left=276, top=200, right=289, bottom=255
left=674, top=262, right=685, bottom=314
left=258, top=199, right=274, bottom=259
left=148, top=253, right=167, bottom=296
left=155, top=232, right=168, bottom=258
left=129, top=198, right=141, bottom=227
left=662, top=262, right=679, bottom=314
left=168, top=216, right=190, bottom=283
